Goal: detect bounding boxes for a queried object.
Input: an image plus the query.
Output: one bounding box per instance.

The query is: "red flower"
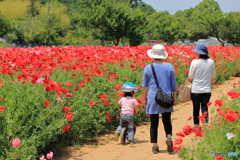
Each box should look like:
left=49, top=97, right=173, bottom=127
left=88, top=100, right=96, bottom=106
left=176, top=132, right=185, bottom=137
left=115, top=116, right=120, bottom=119
left=172, top=145, right=182, bottom=153
left=79, top=80, right=85, bottom=88
left=187, top=117, right=192, bottom=120
left=72, top=88, right=79, bottom=91
left=182, top=125, right=193, bottom=136
left=106, top=117, right=112, bottom=122
left=104, top=112, right=110, bottom=116
left=113, top=84, right=123, bottom=90
left=99, top=94, right=108, bottom=100
left=225, top=114, right=238, bottom=122
left=227, top=90, right=236, bottom=96
left=66, top=93, right=73, bottom=97
left=71, top=74, right=77, bottom=77
left=63, top=125, right=71, bottom=132
left=44, top=100, right=50, bottom=107
left=174, top=138, right=183, bottom=145
left=195, top=131, right=204, bottom=137
left=66, top=82, right=72, bottom=86
left=63, top=106, right=71, bottom=112
left=0, top=81, right=4, bottom=87
left=0, top=107, right=5, bottom=112
left=206, top=102, right=212, bottom=106
left=214, top=100, right=223, bottom=106
left=215, top=156, right=224, bottom=160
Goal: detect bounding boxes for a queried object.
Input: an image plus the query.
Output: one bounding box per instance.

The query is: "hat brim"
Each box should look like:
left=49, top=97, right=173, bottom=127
left=147, top=49, right=168, bottom=59
left=122, top=88, right=138, bottom=92
left=192, top=49, right=208, bottom=55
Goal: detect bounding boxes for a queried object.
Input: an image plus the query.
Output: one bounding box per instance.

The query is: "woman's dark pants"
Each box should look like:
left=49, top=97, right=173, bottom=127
left=150, top=112, right=172, bottom=143
left=191, top=93, right=211, bottom=125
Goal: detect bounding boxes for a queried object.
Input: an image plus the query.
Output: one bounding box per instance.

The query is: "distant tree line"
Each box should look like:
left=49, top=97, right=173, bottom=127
left=0, top=0, right=240, bottom=46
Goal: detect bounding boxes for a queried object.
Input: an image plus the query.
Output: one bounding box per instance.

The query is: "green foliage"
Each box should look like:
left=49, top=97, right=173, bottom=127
left=85, top=0, right=148, bottom=46
left=220, top=12, right=240, bottom=45
left=147, top=11, right=187, bottom=45
left=26, top=0, right=40, bottom=17
left=192, top=0, right=225, bottom=45
left=179, top=93, right=240, bottom=160
left=0, top=14, right=11, bottom=37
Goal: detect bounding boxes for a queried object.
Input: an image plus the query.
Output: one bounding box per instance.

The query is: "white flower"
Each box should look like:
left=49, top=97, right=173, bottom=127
left=226, top=132, right=235, bottom=140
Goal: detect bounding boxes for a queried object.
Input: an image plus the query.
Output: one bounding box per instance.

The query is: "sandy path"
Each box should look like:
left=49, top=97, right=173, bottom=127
left=55, top=78, right=239, bottom=160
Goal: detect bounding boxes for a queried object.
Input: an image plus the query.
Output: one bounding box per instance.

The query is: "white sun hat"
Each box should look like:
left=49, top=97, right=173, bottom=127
left=147, top=44, right=168, bottom=59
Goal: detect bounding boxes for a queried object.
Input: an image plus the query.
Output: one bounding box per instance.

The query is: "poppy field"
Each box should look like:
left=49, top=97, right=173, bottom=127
left=0, top=45, right=239, bottom=159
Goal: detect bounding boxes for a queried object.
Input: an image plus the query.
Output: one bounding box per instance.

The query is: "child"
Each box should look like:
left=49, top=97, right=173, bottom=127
left=114, top=82, right=139, bottom=144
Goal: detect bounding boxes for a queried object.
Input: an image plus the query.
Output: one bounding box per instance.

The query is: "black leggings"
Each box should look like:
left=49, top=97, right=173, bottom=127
left=191, top=93, right=211, bottom=125
left=150, top=112, right=172, bottom=143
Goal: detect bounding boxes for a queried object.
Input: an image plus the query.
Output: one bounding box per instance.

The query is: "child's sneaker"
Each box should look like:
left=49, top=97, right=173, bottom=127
left=129, top=140, right=134, bottom=144
left=114, top=132, right=120, bottom=141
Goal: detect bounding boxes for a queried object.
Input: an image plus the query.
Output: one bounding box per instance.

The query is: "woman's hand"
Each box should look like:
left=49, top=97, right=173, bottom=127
left=173, top=99, right=177, bottom=106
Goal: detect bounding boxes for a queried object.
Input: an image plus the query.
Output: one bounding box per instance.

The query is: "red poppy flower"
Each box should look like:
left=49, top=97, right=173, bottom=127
left=225, top=114, right=238, bottom=122
left=113, top=84, right=123, bottom=90
left=66, top=82, right=72, bottom=86
left=215, top=156, right=224, bottom=160
left=44, top=100, right=50, bottom=107
left=66, top=93, right=73, bottom=97
left=195, top=131, right=204, bottom=137
left=206, top=102, right=212, bottom=106
left=88, top=100, right=96, bottom=106
left=0, top=107, right=5, bottom=112
left=72, top=88, right=79, bottom=91
left=99, top=94, right=108, bottom=100
left=172, top=145, right=182, bottom=153
left=214, top=100, right=223, bottom=106
left=176, top=132, right=185, bottom=137
left=63, top=106, right=71, bottom=112
left=0, top=97, right=4, bottom=101
left=79, top=80, right=85, bottom=88
left=182, top=125, right=193, bottom=136
left=71, top=74, right=77, bottom=77
left=174, top=138, right=183, bottom=145
left=63, top=125, right=71, bottom=132
left=104, top=112, right=110, bottom=116
left=0, top=81, right=4, bottom=87
left=106, top=117, right=112, bottom=122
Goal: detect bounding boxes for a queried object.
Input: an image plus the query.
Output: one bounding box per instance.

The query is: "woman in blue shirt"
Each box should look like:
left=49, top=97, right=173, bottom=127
left=142, top=44, right=177, bottom=154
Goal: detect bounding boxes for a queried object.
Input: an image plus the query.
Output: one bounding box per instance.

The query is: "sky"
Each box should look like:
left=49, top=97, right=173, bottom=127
left=142, top=0, right=240, bottom=15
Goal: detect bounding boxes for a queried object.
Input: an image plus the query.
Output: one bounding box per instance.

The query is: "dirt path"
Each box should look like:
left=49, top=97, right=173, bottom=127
left=55, top=78, right=239, bottom=160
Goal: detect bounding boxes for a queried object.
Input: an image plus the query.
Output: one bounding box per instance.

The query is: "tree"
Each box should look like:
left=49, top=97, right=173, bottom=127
left=192, top=0, right=225, bottom=45
left=86, top=0, right=147, bottom=46
left=26, top=0, right=40, bottom=17
left=0, top=14, right=10, bottom=37
left=135, top=2, right=156, bottom=16
left=147, top=11, right=187, bottom=45
left=220, top=12, right=240, bottom=45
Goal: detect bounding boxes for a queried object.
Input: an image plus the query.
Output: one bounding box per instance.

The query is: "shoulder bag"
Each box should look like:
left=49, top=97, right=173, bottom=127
left=151, top=63, right=174, bottom=109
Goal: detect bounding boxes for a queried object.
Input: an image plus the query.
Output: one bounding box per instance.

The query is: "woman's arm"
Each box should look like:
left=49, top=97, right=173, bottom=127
left=172, top=91, right=177, bottom=105
left=142, top=87, right=148, bottom=105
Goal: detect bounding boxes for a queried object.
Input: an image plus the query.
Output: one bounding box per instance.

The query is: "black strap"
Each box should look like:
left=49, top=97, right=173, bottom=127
left=151, top=63, right=160, bottom=89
